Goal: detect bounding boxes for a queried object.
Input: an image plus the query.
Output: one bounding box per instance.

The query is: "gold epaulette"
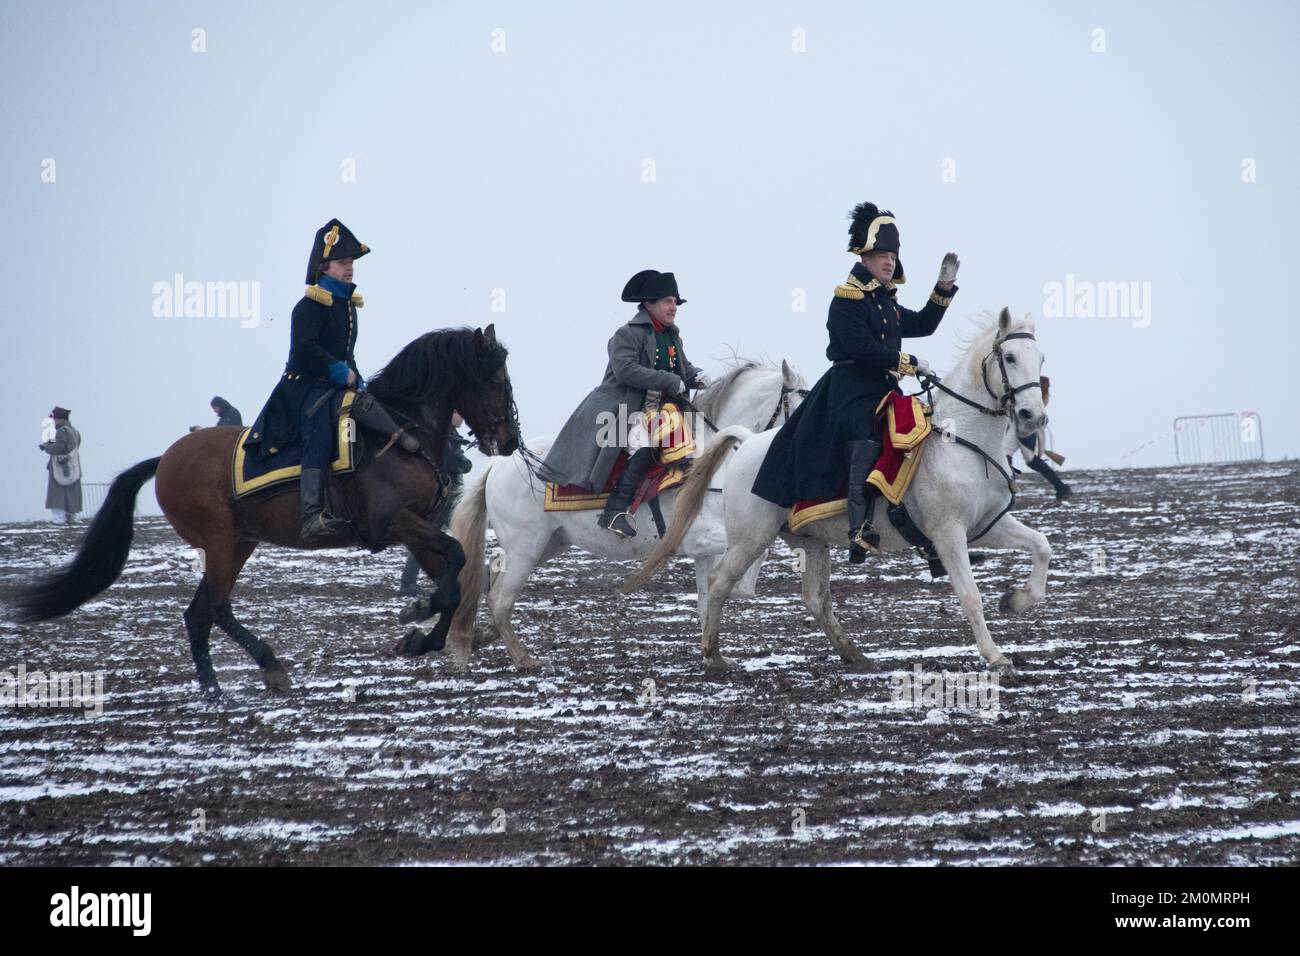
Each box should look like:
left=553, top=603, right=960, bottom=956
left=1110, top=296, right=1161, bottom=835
left=304, top=285, right=365, bottom=307
left=834, top=283, right=864, bottom=300
left=305, top=284, right=332, bottom=306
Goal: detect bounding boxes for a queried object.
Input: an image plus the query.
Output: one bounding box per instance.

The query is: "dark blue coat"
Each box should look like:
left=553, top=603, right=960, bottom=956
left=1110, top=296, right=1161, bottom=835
left=751, top=262, right=955, bottom=506
left=245, top=284, right=362, bottom=457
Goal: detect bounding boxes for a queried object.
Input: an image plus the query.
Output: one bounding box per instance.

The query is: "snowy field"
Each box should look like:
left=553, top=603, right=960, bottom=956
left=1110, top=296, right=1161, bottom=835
left=0, top=460, right=1297, bottom=865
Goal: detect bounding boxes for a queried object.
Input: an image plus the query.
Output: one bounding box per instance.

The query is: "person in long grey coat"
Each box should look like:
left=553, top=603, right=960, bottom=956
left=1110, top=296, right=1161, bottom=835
left=40, top=406, right=82, bottom=523
left=542, top=270, right=710, bottom=537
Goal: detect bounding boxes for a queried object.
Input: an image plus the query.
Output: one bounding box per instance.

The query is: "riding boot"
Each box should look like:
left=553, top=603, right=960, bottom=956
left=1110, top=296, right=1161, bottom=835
left=598, top=448, right=655, bottom=538
left=353, top=392, right=420, bottom=454
left=1027, top=456, right=1072, bottom=500
left=846, top=439, right=882, bottom=564
left=300, top=467, right=348, bottom=540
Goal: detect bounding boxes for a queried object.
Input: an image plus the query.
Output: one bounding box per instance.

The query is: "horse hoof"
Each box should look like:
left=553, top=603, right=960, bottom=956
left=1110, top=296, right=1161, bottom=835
left=991, top=656, right=1016, bottom=676
left=843, top=655, right=871, bottom=673
left=398, top=598, right=432, bottom=625
left=514, top=656, right=547, bottom=673
left=394, top=628, right=426, bottom=657
left=199, top=683, right=223, bottom=701
left=703, top=655, right=739, bottom=676
left=999, top=590, right=1016, bottom=612
left=261, top=668, right=292, bottom=694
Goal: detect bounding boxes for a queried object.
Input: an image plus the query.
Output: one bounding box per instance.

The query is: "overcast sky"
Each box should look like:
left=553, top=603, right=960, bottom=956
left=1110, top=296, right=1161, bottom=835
left=4, top=0, right=1296, bottom=521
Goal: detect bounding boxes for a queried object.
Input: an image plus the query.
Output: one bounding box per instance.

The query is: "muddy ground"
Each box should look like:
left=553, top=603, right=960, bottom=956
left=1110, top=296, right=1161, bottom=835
left=0, top=460, right=1297, bottom=865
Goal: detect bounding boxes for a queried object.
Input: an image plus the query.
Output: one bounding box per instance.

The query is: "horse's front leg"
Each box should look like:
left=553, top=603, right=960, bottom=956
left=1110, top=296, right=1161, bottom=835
left=393, top=516, right=466, bottom=657
left=930, top=527, right=1014, bottom=672
left=977, top=514, right=1052, bottom=615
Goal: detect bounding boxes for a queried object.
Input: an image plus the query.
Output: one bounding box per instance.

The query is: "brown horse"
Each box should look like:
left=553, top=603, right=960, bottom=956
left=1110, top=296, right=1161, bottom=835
left=12, top=325, right=521, bottom=696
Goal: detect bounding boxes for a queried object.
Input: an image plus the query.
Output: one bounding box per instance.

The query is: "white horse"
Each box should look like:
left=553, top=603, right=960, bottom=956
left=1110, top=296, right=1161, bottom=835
left=446, top=360, right=809, bottom=671
left=624, top=308, right=1052, bottom=674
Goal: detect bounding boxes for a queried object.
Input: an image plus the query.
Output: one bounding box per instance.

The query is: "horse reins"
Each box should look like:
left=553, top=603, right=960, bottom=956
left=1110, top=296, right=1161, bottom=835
left=912, top=331, right=1040, bottom=542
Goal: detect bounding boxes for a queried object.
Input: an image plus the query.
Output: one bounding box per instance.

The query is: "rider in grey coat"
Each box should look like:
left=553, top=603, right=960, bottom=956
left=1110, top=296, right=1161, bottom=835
left=542, top=270, right=709, bottom=536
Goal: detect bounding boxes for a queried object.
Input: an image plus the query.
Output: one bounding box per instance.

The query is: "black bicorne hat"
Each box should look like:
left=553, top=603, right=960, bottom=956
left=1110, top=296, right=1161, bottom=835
left=847, top=202, right=905, bottom=283
left=305, top=218, right=370, bottom=284
left=621, top=269, right=686, bottom=305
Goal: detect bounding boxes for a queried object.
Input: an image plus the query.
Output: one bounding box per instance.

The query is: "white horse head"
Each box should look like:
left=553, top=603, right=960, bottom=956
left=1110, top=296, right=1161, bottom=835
left=953, top=308, right=1048, bottom=442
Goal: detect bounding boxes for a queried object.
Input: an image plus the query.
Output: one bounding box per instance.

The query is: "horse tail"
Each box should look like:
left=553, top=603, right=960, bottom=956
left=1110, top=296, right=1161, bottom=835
left=12, top=457, right=161, bottom=622
left=622, top=425, right=752, bottom=593
left=448, top=463, right=493, bottom=642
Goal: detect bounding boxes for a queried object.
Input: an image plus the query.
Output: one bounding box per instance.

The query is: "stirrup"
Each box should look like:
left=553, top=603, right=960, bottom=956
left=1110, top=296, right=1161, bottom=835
left=302, top=511, right=348, bottom=539
left=598, top=510, right=637, bottom=538
left=851, top=524, right=881, bottom=555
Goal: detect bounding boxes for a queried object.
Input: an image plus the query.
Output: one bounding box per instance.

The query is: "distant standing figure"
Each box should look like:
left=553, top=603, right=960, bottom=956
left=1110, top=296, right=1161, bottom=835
left=1010, top=376, right=1071, bottom=500
left=40, top=406, right=82, bottom=524
left=398, top=413, right=473, bottom=596
left=211, top=396, right=242, bottom=427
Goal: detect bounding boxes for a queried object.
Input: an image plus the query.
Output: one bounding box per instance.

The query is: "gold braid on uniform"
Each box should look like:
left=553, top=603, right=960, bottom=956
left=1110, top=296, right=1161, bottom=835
left=896, top=352, right=917, bottom=376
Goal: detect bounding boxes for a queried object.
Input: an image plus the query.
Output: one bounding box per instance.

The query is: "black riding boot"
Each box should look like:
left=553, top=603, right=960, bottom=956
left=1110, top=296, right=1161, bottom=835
left=598, top=448, right=654, bottom=538
left=1027, top=456, right=1072, bottom=500
left=846, top=439, right=882, bottom=564
left=300, top=467, right=348, bottom=540
left=352, top=392, right=420, bottom=454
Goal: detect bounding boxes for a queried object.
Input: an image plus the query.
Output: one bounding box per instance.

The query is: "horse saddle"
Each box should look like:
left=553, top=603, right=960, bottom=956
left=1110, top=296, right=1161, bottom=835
left=232, top=391, right=363, bottom=499
left=788, top=394, right=932, bottom=533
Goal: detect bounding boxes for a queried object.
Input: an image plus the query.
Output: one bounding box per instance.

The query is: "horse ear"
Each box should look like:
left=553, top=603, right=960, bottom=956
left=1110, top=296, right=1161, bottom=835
left=998, top=307, right=1012, bottom=332
left=781, top=359, right=793, bottom=384
left=484, top=323, right=497, bottom=345
left=473, top=327, right=484, bottom=350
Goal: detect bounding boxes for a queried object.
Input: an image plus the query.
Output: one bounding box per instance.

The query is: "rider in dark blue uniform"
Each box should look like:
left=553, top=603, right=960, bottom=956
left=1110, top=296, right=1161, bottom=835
left=751, top=202, right=960, bottom=562
left=246, top=219, right=370, bottom=540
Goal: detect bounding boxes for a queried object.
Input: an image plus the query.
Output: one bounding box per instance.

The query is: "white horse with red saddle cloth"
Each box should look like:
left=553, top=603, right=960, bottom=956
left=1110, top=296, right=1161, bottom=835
left=624, top=308, right=1051, bottom=674
left=445, top=360, right=809, bottom=671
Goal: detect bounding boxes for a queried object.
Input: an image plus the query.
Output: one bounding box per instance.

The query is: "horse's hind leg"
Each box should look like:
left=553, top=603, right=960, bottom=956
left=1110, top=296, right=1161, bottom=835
left=484, top=540, right=549, bottom=672
left=976, top=514, right=1052, bottom=615
left=700, top=540, right=768, bottom=674
left=797, top=540, right=869, bottom=672
left=183, top=576, right=219, bottom=695
left=208, top=540, right=291, bottom=693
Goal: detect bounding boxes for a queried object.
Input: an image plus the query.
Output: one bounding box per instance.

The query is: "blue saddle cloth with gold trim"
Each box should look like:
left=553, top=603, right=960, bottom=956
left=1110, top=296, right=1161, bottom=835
left=232, top=391, right=359, bottom=499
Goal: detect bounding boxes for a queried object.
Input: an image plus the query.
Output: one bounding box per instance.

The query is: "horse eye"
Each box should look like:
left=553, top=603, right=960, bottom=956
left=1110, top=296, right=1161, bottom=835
left=1006, top=355, right=1017, bottom=364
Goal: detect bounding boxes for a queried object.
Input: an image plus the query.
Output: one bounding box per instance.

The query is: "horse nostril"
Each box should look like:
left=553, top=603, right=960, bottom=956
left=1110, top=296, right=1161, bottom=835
left=1017, top=408, right=1033, bottom=421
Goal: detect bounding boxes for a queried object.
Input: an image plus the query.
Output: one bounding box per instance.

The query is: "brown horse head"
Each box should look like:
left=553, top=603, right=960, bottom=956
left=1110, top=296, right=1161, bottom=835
left=367, top=324, right=520, bottom=458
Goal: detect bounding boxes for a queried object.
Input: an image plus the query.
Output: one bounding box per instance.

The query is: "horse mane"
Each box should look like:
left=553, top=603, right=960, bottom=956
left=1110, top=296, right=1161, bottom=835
left=367, top=328, right=508, bottom=415
left=692, top=358, right=769, bottom=422
left=950, top=310, right=1035, bottom=382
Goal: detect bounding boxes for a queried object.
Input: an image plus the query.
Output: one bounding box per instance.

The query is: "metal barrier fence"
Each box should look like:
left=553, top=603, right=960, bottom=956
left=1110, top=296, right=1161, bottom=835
left=79, top=482, right=111, bottom=517
left=1173, top=412, right=1264, bottom=465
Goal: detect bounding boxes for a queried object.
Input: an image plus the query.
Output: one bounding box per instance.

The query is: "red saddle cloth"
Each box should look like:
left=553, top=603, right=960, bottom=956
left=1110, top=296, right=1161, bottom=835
left=544, top=451, right=688, bottom=513
left=788, top=392, right=932, bottom=532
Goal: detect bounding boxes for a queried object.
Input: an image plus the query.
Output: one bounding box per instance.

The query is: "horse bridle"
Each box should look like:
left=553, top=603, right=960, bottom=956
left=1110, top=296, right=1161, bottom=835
left=919, top=331, right=1040, bottom=419
left=762, top=384, right=811, bottom=431
left=911, top=331, right=1041, bottom=542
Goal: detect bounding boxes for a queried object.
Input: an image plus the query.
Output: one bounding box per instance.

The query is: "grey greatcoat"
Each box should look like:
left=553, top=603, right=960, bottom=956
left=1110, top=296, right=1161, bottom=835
left=41, top=423, right=83, bottom=513
left=543, top=309, right=705, bottom=492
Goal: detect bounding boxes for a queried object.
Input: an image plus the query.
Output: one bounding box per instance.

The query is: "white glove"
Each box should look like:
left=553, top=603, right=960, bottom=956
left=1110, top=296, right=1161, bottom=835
left=671, top=377, right=688, bottom=395
left=693, top=372, right=712, bottom=390
left=938, top=253, right=960, bottom=287
left=914, top=357, right=931, bottom=376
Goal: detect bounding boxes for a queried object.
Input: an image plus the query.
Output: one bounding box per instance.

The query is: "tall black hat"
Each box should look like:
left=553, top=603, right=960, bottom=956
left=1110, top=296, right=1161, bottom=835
left=621, top=269, right=686, bottom=305
left=305, top=218, right=370, bottom=284
left=847, top=202, right=905, bottom=283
